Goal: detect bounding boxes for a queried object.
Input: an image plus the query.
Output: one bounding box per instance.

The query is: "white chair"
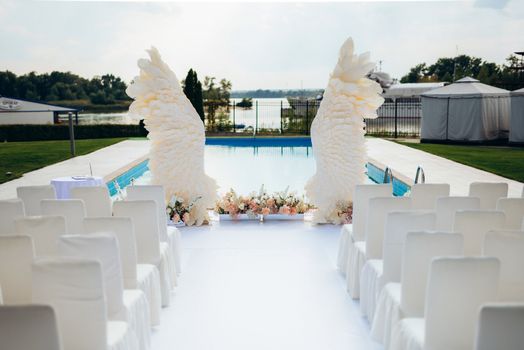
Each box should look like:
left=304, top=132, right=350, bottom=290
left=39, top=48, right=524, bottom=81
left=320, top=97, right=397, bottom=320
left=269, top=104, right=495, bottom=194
left=57, top=234, right=150, bottom=350
left=484, top=230, right=524, bottom=301
left=113, top=200, right=172, bottom=307
left=16, top=185, right=56, bottom=216
left=371, top=232, right=463, bottom=348
left=0, top=199, right=25, bottom=234
left=409, top=183, right=450, bottom=210
left=475, top=303, right=524, bottom=350
left=71, top=186, right=113, bottom=217
left=83, top=217, right=162, bottom=327
left=435, top=196, right=480, bottom=231
left=0, top=305, right=62, bottom=350
left=0, top=235, right=34, bottom=304
left=496, top=198, right=524, bottom=230
left=360, top=210, right=435, bottom=322
left=390, top=257, right=500, bottom=350
left=41, top=199, right=86, bottom=234
left=349, top=196, right=411, bottom=299
left=126, top=185, right=181, bottom=277
left=32, top=257, right=138, bottom=350
left=337, top=184, right=392, bottom=277
left=14, top=216, right=66, bottom=256
left=469, top=182, right=508, bottom=210
left=453, top=210, right=506, bottom=256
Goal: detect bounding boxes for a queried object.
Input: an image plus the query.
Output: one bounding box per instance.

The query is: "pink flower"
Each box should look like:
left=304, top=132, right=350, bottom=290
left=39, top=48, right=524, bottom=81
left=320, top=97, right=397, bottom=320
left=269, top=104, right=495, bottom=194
left=182, top=212, right=190, bottom=223
left=279, top=205, right=291, bottom=215
left=289, top=207, right=297, bottom=215
left=261, top=207, right=270, bottom=216
left=173, top=214, right=181, bottom=223
left=267, top=198, right=275, bottom=207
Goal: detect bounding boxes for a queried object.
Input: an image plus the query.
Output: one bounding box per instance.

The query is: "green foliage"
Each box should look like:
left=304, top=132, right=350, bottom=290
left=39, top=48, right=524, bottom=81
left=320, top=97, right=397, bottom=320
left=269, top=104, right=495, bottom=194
left=182, top=69, right=205, bottom=121
left=236, top=97, right=252, bottom=108
left=203, top=76, right=232, bottom=125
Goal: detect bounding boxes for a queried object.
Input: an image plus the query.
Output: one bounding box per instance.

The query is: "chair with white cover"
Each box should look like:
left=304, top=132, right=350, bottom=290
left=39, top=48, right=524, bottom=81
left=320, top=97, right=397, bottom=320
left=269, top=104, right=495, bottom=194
left=337, top=184, right=392, bottom=278
left=57, top=234, right=150, bottom=350
left=83, top=217, right=161, bottom=327
left=126, top=185, right=181, bottom=278
left=371, top=232, right=463, bottom=349
left=71, top=186, right=113, bottom=217
left=453, top=210, right=506, bottom=256
left=0, top=305, right=62, bottom=350
left=390, top=257, right=500, bottom=350
left=350, top=196, right=411, bottom=299
left=32, top=257, right=138, bottom=350
left=113, top=200, right=172, bottom=307
left=483, top=230, right=524, bottom=301
left=0, top=199, right=25, bottom=234
left=409, top=183, right=450, bottom=210
left=360, top=210, right=435, bottom=322
left=469, top=182, right=508, bottom=210
left=14, top=216, right=66, bottom=256
left=16, top=185, right=56, bottom=216
left=496, top=198, right=524, bottom=230
left=41, top=199, right=86, bottom=234
left=475, top=303, right=524, bottom=350
left=435, top=196, right=481, bottom=231
left=0, top=235, right=35, bottom=304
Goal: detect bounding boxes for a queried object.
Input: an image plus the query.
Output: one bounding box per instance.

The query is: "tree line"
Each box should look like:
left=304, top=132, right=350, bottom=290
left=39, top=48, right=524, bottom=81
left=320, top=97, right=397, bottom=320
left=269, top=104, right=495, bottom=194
left=400, top=54, right=523, bottom=89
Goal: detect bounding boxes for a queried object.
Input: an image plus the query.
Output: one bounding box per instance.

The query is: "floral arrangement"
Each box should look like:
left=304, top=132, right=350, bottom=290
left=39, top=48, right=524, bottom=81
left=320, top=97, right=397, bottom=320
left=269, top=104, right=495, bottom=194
left=167, top=195, right=203, bottom=226
left=215, top=185, right=315, bottom=219
left=332, top=200, right=354, bottom=225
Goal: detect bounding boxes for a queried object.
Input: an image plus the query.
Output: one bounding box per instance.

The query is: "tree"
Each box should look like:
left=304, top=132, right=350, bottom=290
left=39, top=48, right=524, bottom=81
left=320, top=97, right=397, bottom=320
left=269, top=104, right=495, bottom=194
left=202, top=76, right=232, bottom=126
left=400, top=63, right=428, bottom=83
left=182, top=69, right=205, bottom=121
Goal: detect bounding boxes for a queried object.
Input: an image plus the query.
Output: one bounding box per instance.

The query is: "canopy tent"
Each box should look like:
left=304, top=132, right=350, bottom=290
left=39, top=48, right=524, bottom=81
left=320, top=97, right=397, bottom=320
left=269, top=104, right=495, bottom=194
left=510, top=88, right=524, bottom=144
left=420, top=77, right=510, bottom=142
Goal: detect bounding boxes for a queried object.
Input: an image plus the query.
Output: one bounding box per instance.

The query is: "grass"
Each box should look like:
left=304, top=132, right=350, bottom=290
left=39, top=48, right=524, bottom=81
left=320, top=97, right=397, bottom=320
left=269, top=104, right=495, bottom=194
left=397, top=142, right=524, bottom=183
left=0, top=138, right=126, bottom=184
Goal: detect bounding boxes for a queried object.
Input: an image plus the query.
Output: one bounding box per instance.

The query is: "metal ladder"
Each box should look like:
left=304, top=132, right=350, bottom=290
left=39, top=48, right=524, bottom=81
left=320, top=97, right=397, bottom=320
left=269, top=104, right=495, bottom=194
left=414, top=166, right=426, bottom=184
left=383, top=166, right=394, bottom=184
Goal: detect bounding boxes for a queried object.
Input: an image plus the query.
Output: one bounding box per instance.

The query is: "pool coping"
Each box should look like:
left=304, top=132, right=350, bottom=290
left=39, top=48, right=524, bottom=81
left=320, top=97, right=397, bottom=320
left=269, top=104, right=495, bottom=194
left=104, top=154, right=148, bottom=183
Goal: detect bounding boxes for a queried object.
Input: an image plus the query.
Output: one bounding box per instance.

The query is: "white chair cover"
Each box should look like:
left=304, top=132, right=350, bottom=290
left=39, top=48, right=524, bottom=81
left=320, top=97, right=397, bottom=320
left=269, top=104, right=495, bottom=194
left=435, top=196, right=480, bottom=231
left=0, top=305, right=62, bottom=350
left=71, top=186, right=113, bottom=217
left=475, top=303, right=524, bottom=350
left=337, top=184, right=392, bottom=275
left=41, top=199, right=86, bottom=234
left=14, top=215, right=66, bottom=256
left=391, top=257, right=500, bottom=350
left=0, top=235, right=34, bottom=304
left=453, top=210, right=506, bottom=255
left=16, top=185, right=56, bottom=216
left=361, top=211, right=435, bottom=322
left=348, top=196, right=411, bottom=299
left=126, top=185, right=181, bottom=276
left=0, top=199, right=25, bottom=234
left=32, top=257, right=138, bottom=350
left=113, top=200, right=171, bottom=307
left=409, top=183, right=450, bottom=210
left=371, top=232, right=463, bottom=348
left=469, top=182, right=508, bottom=210
left=484, top=230, right=524, bottom=301
left=496, top=198, right=524, bottom=230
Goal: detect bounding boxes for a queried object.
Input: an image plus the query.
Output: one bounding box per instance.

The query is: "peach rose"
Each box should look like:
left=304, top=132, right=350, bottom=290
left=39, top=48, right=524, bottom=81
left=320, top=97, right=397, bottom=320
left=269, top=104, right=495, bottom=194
left=267, top=198, right=275, bottom=207
left=290, top=207, right=297, bottom=215
left=280, top=205, right=291, bottom=215
left=182, top=212, right=190, bottom=223
left=173, top=214, right=181, bottom=223
left=261, top=207, right=270, bottom=216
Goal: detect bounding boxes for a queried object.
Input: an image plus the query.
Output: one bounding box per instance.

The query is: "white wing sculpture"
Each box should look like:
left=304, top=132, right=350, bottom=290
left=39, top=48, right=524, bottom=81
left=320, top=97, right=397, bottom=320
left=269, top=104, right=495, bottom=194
left=305, top=38, right=384, bottom=224
left=126, top=47, right=217, bottom=226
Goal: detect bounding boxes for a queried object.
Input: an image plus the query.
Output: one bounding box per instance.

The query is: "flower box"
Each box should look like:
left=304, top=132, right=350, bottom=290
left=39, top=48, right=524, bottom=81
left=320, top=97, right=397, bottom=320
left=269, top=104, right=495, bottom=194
left=218, top=213, right=304, bottom=221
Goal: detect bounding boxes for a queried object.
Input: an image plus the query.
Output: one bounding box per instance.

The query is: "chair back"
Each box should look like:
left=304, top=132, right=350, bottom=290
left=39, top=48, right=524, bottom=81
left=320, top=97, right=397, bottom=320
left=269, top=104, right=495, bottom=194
left=70, top=186, right=112, bottom=217
left=475, top=303, right=524, bottom=350
left=453, top=210, right=506, bottom=255
left=126, top=185, right=169, bottom=242
left=469, top=182, right=508, bottom=210
left=14, top=216, right=66, bottom=256
left=410, top=183, right=450, bottom=210
left=16, top=185, right=56, bottom=216
left=435, top=196, right=480, bottom=231
left=496, top=198, right=524, bottom=230
left=41, top=199, right=86, bottom=234
left=351, top=184, right=392, bottom=241
left=0, top=199, right=25, bottom=234
left=0, top=235, right=34, bottom=304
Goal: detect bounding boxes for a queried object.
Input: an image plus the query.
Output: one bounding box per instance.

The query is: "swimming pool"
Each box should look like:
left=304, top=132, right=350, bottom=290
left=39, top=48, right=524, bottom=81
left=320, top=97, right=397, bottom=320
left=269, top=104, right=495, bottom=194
left=107, top=137, right=410, bottom=197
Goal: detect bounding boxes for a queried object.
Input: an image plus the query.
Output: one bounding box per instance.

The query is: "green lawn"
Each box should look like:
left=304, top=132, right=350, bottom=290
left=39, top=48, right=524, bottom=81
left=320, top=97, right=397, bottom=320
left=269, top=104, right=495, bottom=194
left=397, top=142, right=524, bottom=183
left=0, top=138, right=126, bottom=184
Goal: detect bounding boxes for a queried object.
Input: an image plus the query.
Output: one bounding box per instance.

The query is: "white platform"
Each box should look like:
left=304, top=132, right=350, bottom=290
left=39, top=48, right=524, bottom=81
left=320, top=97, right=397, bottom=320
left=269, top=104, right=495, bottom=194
left=152, top=221, right=381, bottom=350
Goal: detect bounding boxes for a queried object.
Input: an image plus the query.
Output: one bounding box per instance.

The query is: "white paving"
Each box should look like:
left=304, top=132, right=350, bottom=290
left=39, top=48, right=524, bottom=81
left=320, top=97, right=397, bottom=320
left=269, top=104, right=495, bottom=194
left=153, top=220, right=381, bottom=350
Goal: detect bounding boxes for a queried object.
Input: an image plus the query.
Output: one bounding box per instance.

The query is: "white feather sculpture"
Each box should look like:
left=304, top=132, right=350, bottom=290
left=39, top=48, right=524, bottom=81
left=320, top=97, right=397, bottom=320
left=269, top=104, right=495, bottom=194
left=126, top=47, right=217, bottom=226
left=305, top=38, right=384, bottom=224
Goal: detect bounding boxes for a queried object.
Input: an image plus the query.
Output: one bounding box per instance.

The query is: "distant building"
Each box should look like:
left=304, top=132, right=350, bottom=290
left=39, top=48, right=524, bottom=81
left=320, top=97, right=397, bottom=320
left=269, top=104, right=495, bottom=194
left=0, top=96, right=79, bottom=125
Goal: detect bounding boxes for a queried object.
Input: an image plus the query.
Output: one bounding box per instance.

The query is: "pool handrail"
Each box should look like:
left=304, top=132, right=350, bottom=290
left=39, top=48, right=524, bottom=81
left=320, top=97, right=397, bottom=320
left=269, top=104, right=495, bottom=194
left=415, top=166, right=426, bottom=184
left=383, top=166, right=394, bottom=184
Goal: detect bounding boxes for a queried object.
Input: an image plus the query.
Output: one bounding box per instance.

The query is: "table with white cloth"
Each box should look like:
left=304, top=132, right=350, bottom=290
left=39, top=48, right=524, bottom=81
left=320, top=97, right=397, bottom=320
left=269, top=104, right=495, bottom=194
left=50, top=176, right=105, bottom=199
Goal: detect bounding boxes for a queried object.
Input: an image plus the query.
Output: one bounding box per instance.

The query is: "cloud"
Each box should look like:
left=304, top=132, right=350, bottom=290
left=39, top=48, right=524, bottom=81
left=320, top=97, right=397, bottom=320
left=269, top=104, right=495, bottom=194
left=474, top=0, right=511, bottom=9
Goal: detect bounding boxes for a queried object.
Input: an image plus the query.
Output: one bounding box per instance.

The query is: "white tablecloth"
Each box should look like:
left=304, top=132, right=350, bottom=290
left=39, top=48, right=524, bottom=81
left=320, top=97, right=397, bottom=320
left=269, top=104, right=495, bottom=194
left=50, top=176, right=104, bottom=199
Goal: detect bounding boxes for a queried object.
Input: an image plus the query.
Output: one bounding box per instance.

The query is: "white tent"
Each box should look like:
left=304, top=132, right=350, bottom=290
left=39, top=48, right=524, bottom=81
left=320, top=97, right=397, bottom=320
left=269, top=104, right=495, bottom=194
left=420, top=77, right=510, bottom=142
left=510, top=88, right=524, bottom=144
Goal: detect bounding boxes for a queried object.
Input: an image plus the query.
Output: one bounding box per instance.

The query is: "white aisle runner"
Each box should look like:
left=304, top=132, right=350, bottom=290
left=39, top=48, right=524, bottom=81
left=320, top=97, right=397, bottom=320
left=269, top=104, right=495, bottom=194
left=151, top=221, right=381, bottom=350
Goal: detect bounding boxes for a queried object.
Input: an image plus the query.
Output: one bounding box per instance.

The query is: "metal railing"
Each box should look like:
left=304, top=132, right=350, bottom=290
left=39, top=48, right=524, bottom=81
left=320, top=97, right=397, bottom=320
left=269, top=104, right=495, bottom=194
left=383, top=166, right=394, bottom=184
left=414, top=166, right=426, bottom=184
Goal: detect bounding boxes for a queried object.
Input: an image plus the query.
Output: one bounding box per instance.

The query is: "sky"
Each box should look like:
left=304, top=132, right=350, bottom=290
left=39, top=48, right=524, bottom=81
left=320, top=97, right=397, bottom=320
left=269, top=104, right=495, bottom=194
left=0, top=0, right=522, bottom=90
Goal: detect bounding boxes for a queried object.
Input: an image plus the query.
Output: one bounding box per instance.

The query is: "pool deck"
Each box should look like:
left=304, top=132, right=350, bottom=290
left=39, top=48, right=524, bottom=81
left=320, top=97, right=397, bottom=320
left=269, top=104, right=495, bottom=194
left=1, top=137, right=522, bottom=200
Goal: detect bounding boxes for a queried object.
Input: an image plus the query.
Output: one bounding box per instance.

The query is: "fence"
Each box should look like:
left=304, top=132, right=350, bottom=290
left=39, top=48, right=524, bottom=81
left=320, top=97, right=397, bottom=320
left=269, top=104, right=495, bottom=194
left=204, top=98, right=422, bottom=138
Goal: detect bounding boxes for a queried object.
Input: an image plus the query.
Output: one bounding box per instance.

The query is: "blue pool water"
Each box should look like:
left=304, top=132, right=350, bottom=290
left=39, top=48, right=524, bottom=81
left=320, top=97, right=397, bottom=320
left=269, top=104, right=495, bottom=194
left=107, top=138, right=410, bottom=197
